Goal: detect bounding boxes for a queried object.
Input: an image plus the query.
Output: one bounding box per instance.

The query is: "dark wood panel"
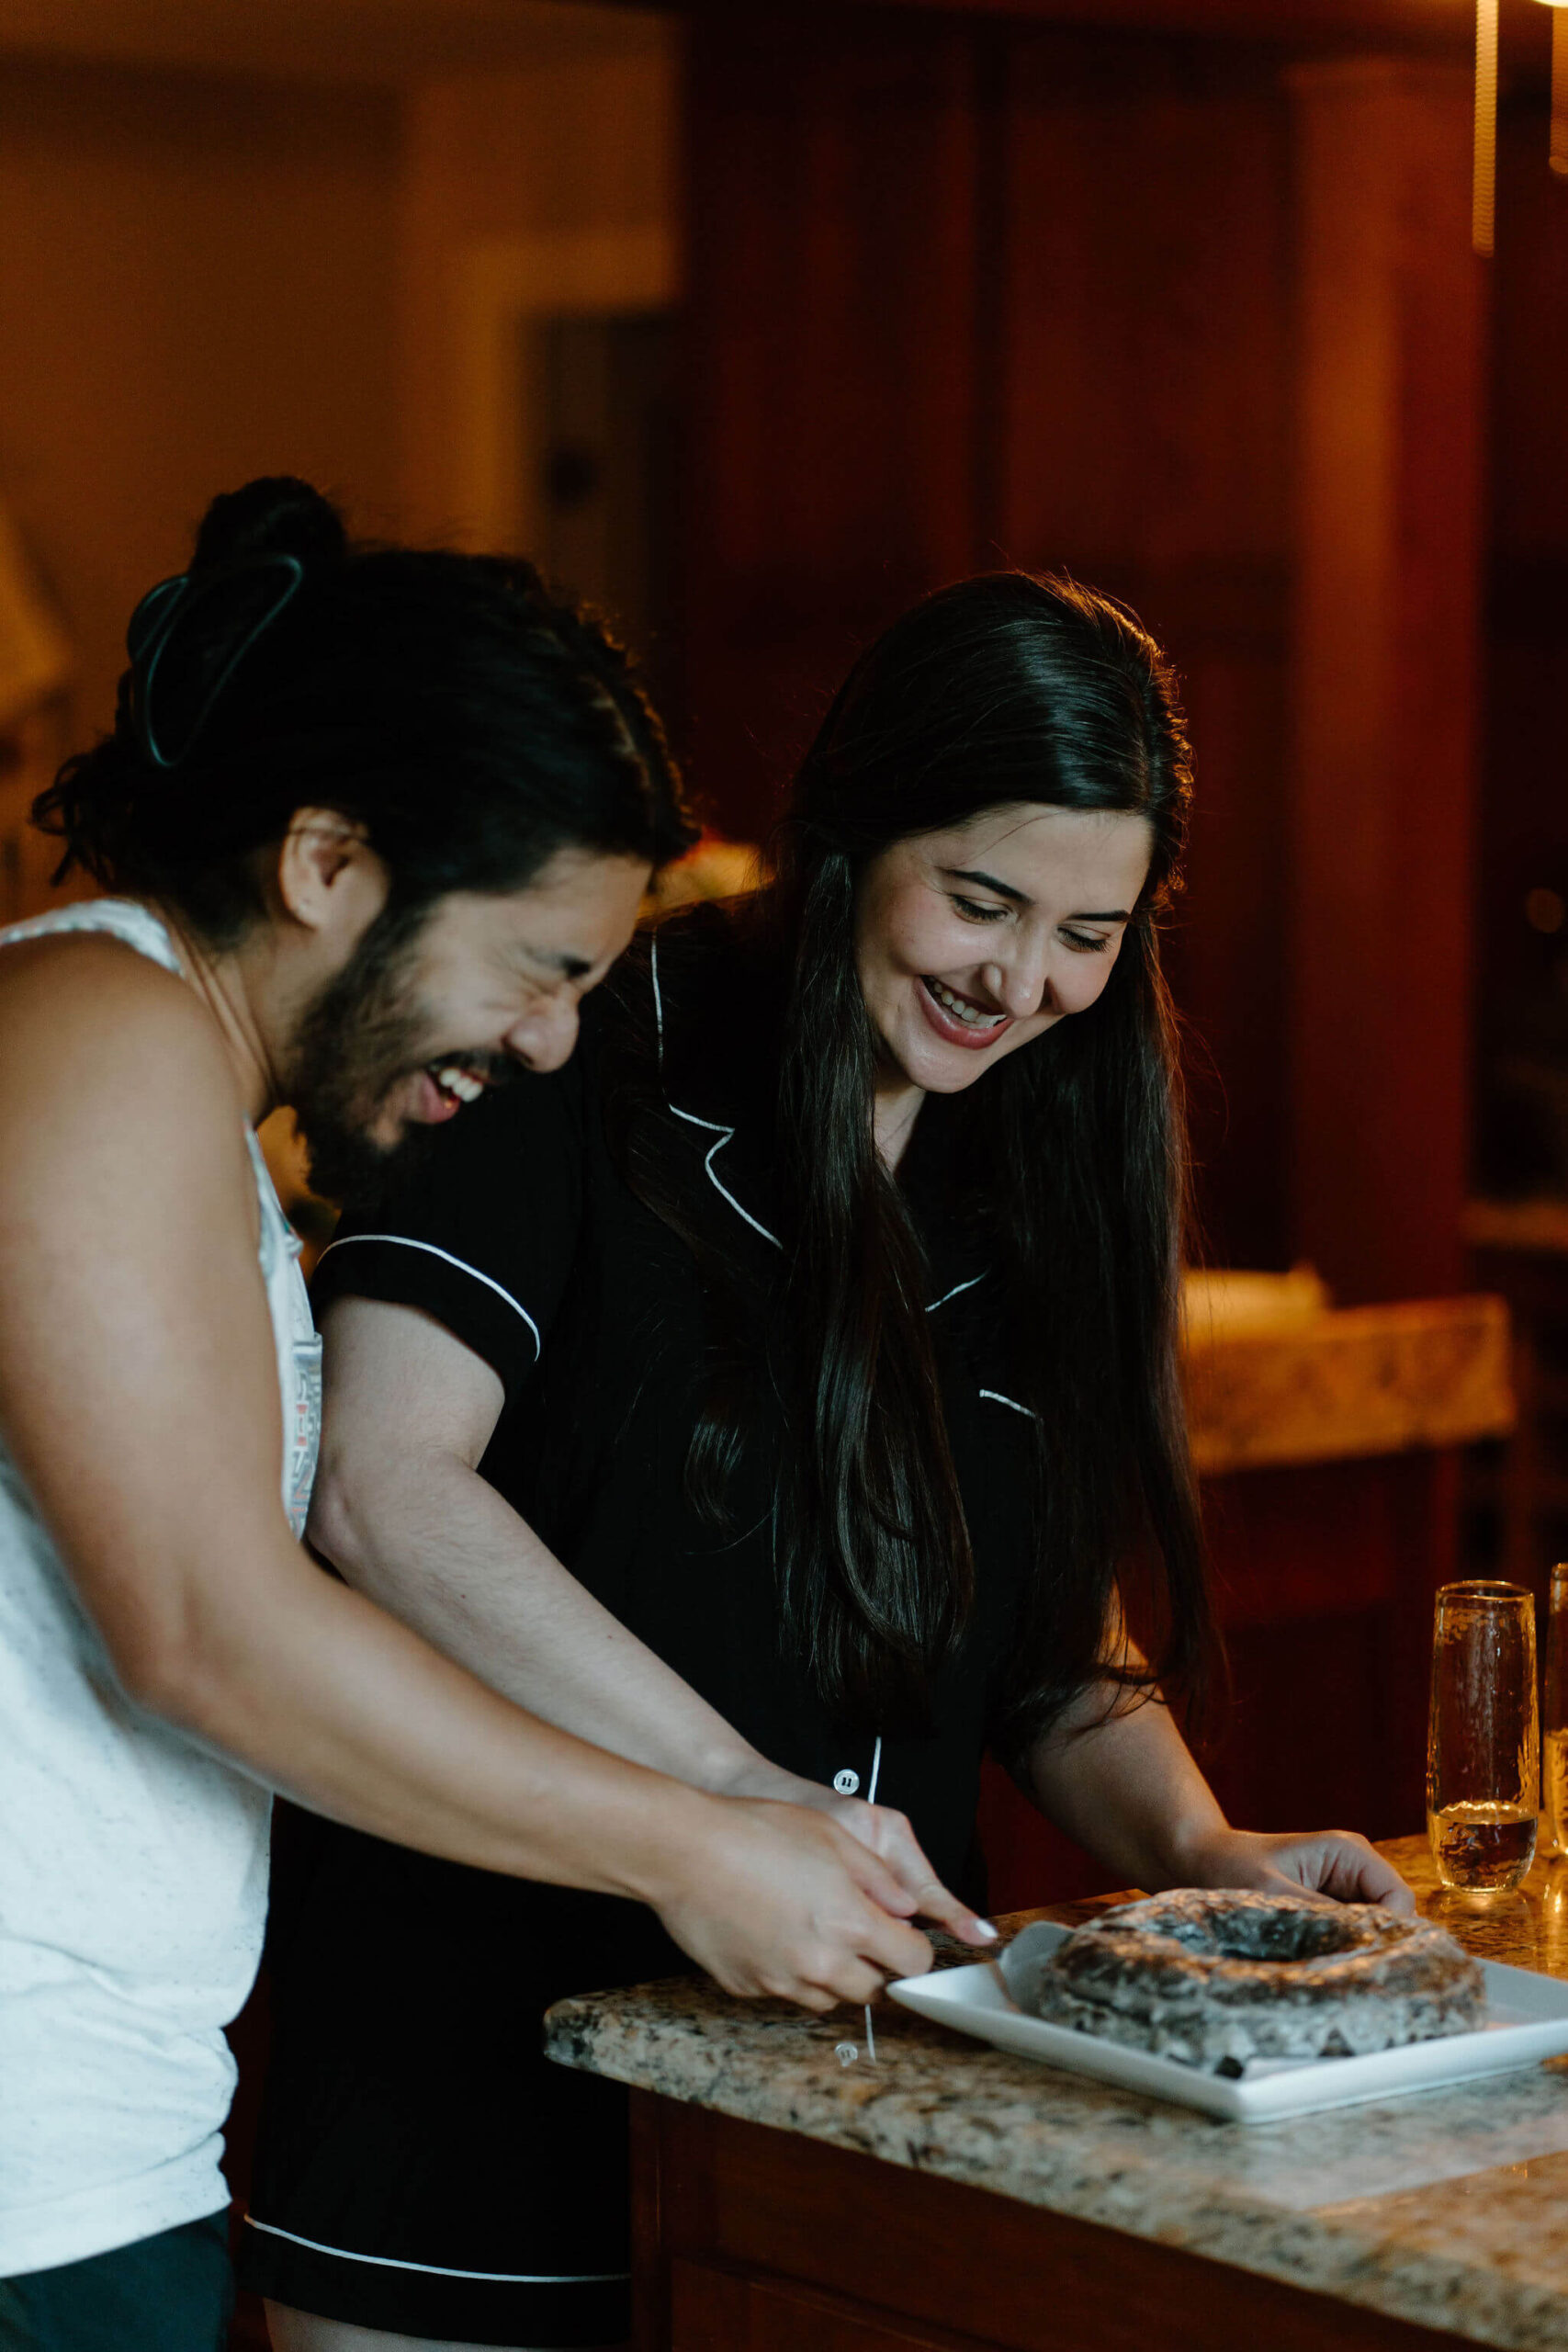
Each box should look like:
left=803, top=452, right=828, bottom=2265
left=993, top=40, right=1290, bottom=574
left=1288, top=62, right=1485, bottom=1305
left=1166, top=627, right=1292, bottom=1265
left=1475, top=93, right=1568, bottom=1198
left=682, top=8, right=983, bottom=834
left=635, top=2095, right=1483, bottom=2352
left=987, top=34, right=1296, bottom=1264
left=671, top=2256, right=985, bottom=2350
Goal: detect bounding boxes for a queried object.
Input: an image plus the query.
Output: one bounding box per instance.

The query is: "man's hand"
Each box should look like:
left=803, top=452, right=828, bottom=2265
left=1173, top=1826, right=1416, bottom=1915
left=649, top=1796, right=965, bottom=2011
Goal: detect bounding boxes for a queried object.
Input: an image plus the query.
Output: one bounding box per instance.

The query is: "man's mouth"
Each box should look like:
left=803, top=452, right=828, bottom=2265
left=407, top=1057, right=500, bottom=1124
left=919, top=975, right=1011, bottom=1046
left=428, top=1060, right=489, bottom=1106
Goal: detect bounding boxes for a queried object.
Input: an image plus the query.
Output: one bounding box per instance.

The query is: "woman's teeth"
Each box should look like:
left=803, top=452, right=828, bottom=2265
left=433, top=1064, right=486, bottom=1104
left=926, top=978, right=1008, bottom=1030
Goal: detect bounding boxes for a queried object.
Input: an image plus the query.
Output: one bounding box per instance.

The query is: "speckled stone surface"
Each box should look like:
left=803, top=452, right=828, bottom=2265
left=545, top=1834, right=1568, bottom=2351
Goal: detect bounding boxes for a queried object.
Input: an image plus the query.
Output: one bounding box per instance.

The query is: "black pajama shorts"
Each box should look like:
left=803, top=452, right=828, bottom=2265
left=240, top=1813, right=683, bottom=2347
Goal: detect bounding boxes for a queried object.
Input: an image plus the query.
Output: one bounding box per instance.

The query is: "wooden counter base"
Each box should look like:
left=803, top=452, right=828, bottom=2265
left=629, top=2093, right=1472, bottom=2352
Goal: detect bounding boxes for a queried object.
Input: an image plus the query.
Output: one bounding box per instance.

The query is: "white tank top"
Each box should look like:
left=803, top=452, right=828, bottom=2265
left=0, top=899, right=322, bottom=2278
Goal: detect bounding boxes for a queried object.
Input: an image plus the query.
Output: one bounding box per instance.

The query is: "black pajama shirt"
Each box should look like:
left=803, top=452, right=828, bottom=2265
left=242, top=911, right=1040, bottom=2346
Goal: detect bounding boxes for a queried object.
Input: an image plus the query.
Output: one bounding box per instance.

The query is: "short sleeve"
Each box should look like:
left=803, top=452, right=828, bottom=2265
left=310, top=1050, right=586, bottom=1406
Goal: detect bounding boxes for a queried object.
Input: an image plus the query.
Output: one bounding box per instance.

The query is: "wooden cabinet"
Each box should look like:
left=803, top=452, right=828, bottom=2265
left=670, top=2259, right=967, bottom=2352
left=630, top=2096, right=1471, bottom=2352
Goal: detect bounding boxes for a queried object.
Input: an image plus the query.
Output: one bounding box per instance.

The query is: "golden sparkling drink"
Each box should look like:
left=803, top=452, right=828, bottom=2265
left=1427, top=1800, right=1538, bottom=1893
left=1427, top=1580, right=1539, bottom=1894
left=1545, top=1726, right=1568, bottom=1857
left=1545, top=1568, right=1568, bottom=1856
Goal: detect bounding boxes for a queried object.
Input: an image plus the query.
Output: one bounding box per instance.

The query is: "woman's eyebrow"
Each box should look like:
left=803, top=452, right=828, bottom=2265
left=939, top=865, right=1131, bottom=923
left=940, top=865, right=1031, bottom=904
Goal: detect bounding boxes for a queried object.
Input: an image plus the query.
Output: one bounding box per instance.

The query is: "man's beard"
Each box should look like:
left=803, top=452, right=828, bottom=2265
left=281, top=901, right=446, bottom=1211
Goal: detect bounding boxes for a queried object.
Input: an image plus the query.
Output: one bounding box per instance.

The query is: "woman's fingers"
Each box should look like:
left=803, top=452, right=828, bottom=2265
left=831, top=1820, right=922, bottom=1917
left=652, top=1795, right=937, bottom=2010
left=830, top=1833, right=953, bottom=1976
left=830, top=1800, right=998, bottom=1946
left=910, top=1878, right=998, bottom=1946
left=854, top=1903, right=938, bottom=1984
left=774, top=1945, right=910, bottom=2009
left=1217, top=1828, right=1417, bottom=1915
left=751, top=1909, right=930, bottom=2007
left=826, top=1795, right=922, bottom=1885
left=1303, top=1833, right=1416, bottom=1913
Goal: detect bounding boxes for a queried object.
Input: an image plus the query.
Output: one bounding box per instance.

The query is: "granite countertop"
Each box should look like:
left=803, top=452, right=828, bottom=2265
left=546, top=1835, right=1568, bottom=2352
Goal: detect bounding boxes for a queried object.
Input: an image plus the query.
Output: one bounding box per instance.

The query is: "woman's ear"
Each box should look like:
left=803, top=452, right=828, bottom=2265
left=273, top=809, right=389, bottom=941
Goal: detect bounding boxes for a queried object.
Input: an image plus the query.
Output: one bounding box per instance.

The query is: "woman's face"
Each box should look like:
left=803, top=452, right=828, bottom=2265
left=854, top=802, right=1155, bottom=1098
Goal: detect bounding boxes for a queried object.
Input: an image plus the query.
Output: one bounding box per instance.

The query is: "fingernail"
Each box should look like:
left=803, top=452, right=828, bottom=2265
left=973, top=1917, right=998, bottom=1941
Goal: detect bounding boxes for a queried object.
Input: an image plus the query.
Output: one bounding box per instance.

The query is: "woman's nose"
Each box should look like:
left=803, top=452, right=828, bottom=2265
left=986, top=955, right=1053, bottom=1021
left=502, top=995, right=581, bottom=1074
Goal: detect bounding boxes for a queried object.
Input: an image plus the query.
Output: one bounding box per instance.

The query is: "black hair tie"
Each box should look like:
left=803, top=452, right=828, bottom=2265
left=125, top=552, right=304, bottom=770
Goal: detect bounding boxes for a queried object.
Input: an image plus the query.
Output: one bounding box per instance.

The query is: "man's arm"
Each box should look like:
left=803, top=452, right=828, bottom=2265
left=310, top=1295, right=816, bottom=1791
left=0, top=938, right=968, bottom=2006
left=309, top=1294, right=972, bottom=1916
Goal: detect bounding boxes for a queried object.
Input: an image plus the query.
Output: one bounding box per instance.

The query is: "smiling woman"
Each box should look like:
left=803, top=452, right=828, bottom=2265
left=856, top=804, right=1153, bottom=1137
left=705, top=571, right=1201, bottom=1740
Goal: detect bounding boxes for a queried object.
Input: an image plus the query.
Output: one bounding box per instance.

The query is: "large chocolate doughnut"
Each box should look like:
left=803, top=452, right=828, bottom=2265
left=1002, top=1889, right=1483, bottom=2073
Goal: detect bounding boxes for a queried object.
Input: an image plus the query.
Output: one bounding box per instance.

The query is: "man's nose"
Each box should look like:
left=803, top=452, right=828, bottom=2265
left=502, top=996, right=581, bottom=1074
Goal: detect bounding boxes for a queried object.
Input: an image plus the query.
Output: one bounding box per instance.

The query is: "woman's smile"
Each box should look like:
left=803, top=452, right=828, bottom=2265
left=917, top=973, right=1013, bottom=1046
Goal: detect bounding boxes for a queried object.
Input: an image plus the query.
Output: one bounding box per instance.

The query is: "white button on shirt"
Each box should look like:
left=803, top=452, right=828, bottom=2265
left=832, top=1769, right=860, bottom=1795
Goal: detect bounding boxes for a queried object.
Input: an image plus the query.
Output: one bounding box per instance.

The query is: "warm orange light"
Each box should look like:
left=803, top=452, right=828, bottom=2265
left=1474, top=0, right=1499, bottom=254
left=1477, top=0, right=1568, bottom=252
left=1550, top=5, right=1568, bottom=175
left=1532, top=0, right=1568, bottom=175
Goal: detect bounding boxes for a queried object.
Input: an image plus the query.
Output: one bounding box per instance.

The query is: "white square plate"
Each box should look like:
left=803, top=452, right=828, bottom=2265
left=887, top=1924, right=1568, bottom=2120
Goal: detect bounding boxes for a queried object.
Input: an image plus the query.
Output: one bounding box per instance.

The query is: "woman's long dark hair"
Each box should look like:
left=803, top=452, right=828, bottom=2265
left=626, top=571, right=1212, bottom=1758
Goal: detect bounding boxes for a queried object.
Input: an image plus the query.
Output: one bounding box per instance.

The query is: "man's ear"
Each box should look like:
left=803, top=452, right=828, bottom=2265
left=274, top=809, right=388, bottom=938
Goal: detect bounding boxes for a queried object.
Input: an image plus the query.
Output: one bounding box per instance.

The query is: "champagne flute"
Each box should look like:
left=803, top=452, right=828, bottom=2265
left=1427, top=1579, right=1539, bottom=1893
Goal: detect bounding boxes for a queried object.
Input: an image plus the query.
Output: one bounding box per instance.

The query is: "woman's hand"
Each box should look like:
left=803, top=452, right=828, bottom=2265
left=1173, top=1826, right=1416, bottom=1915
left=726, top=1762, right=998, bottom=1950
left=819, top=1792, right=998, bottom=1948
left=771, top=1775, right=997, bottom=1949
left=649, top=1795, right=953, bottom=2010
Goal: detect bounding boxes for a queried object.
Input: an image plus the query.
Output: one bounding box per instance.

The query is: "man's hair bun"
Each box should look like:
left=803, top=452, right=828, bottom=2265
left=189, top=476, right=348, bottom=574
left=32, top=473, right=693, bottom=943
